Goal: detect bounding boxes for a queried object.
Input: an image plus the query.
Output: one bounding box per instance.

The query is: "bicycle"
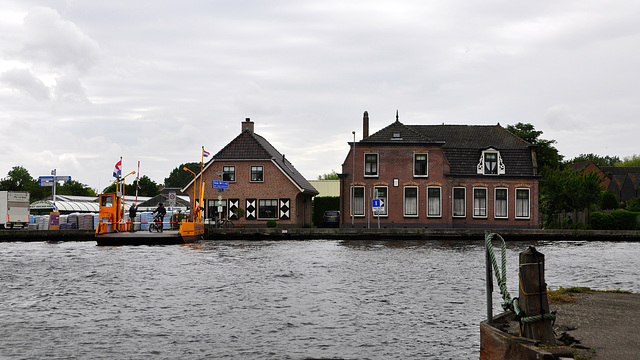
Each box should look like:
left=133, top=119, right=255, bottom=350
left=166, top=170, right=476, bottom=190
left=149, top=214, right=164, bottom=232
left=216, top=217, right=234, bottom=229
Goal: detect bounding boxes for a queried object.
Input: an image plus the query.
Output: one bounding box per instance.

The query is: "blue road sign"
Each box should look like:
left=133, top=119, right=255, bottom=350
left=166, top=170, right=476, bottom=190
left=212, top=180, right=229, bottom=189
left=372, top=199, right=381, bottom=208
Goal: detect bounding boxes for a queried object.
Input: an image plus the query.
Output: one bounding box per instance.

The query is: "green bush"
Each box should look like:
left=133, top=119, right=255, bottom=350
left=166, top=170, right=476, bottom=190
left=266, top=220, right=277, bottom=228
left=600, top=191, right=619, bottom=210
left=626, top=197, right=640, bottom=212
left=590, top=209, right=640, bottom=230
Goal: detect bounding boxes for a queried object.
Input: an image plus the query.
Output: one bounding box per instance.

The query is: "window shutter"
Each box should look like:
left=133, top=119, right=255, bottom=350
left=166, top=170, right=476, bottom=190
left=246, top=199, right=256, bottom=220
left=228, top=199, right=239, bottom=220
left=279, top=198, right=290, bottom=220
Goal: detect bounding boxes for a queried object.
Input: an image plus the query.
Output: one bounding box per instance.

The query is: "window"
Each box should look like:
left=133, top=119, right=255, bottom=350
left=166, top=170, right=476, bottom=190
left=258, top=199, right=277, bottom=219
left=495, top=188, right=508, bottom=218
left=351, top=186, right=365, bottom=216
left=477, top=149, right=505, bottom=175
left=453, top=187, right=466, bottom=217
left=404, top=187, right=418, bottom=217
left=516, top=188, right=530, bottom=219
left=414, top=154, right=428, bottom=177
left=427, top=187, right=441, bottom=217
left=473, top=188, right=487, bottom=218
left=484, top=153, right=498, bottom=174
left=373, top=186, right=388, bottom=217
left=364, top=153, right=378, bottom=177
left=250, top=166, right=263, bottom=182
left=223, top=166, right=235, bottom=182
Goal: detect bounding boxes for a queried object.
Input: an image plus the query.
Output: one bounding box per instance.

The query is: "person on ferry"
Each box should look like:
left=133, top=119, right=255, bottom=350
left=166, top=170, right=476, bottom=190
left=153, top=203, right=166, bottom=221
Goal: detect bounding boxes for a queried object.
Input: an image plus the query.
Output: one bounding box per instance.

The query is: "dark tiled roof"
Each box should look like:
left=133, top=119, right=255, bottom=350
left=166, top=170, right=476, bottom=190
left=213, top=131, right=318, bottom=195
left=362, top=121, right=536, bottom=176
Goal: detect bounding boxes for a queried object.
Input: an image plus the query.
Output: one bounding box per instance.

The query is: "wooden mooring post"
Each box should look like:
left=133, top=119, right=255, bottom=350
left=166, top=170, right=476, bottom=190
left=519, top=246, right=555, bottom=345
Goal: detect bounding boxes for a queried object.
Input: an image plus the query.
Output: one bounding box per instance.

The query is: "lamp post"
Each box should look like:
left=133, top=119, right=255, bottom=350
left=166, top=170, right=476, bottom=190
left=352, top=131, right=356, bottom=228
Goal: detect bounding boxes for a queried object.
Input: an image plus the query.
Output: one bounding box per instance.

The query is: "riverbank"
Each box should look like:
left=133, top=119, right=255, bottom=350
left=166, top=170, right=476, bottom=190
left=482, top=291, right=640, bottom=360
left=2, top=227, right=640, bottom=242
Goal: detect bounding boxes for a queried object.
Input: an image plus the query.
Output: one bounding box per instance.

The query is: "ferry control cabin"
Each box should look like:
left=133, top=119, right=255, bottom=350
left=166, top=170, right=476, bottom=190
left=340, top=111, right=540, bottom=229
left=182, top=118, right=318, bottom=228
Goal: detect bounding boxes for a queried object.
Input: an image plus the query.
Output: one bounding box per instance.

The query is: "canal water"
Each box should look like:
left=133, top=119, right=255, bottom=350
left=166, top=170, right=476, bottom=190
left=1, top=239, right=638, bottom=359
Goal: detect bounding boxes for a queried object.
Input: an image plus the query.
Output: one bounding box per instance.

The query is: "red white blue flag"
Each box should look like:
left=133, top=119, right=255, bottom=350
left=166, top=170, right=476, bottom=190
left=203, top=148, right=210, bottom=157
left=113, top=159, right=122, bottom=177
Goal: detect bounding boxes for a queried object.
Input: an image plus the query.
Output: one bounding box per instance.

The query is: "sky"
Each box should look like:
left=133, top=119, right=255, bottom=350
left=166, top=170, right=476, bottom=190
left=2, top=1, right=639, bottom=192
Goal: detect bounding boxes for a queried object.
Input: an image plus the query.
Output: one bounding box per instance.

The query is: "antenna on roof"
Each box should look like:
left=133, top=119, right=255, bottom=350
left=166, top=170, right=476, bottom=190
left=396, top=110, right=399, bottom=122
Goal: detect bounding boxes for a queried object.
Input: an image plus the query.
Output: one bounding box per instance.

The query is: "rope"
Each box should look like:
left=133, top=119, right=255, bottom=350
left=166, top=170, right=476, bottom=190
left=485, top=233, right=556, bottom=326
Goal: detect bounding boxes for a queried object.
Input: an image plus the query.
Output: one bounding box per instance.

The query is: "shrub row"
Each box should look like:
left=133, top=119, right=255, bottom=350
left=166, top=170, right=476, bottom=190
left=590, top=209, right=640, bottom=230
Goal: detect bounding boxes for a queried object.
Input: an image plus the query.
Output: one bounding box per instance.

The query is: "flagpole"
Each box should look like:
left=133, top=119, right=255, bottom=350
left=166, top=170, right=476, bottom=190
left=135, top=161, right=140, bottom=205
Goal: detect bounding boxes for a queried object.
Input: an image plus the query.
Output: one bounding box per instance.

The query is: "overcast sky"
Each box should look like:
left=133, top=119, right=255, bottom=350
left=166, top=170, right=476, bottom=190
left=2, top=1, right=639, bottom=192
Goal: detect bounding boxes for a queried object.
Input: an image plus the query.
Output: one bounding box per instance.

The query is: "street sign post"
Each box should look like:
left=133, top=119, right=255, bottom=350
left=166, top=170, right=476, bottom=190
left=38, top=172, right=71, bottom=211
left=372, top=198, right=384, bottom=229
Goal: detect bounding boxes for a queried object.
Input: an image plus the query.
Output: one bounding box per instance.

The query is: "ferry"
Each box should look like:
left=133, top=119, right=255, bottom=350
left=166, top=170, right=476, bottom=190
left=95, top=152, right=206, bottom=246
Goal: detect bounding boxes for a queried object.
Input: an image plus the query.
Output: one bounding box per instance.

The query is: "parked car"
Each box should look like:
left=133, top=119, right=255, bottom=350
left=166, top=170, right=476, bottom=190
left=321, top=210, right=340, bottom=228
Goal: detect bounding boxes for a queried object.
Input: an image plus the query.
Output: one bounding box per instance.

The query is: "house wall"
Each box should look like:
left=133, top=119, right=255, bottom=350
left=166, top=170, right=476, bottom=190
left=185, top=159, right=312, bottom=227
left=340, top=145, right=539, bottom=229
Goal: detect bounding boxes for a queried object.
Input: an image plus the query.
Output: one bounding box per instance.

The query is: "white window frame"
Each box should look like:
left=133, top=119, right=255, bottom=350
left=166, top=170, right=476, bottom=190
left=404, top=186, right=419, bottom=217
left=373, top=186, right=388, bottom=217
left=494, top=188, right=508, bottom=219
left=427, top=186, right=442, bottom=218
left=515, top=188, right=531, bottom=219
left=351, top=186, right=366, bottom=217
left=473, top=187, right=488, bottom=218
left=364, top=153, right=379, bottom=177
left=413, top=153, right=428, bottom=177
left=453, top=187, right=466, bottom=218
left=250, top=165, right=264, bottom=182
left=258, top=198, right=278, bottom=220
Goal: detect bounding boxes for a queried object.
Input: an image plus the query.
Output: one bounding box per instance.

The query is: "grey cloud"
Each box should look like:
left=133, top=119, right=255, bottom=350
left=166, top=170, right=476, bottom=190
left=20, top=6, right=101, bottom=72
left=0, top=68, right=51, bottom=101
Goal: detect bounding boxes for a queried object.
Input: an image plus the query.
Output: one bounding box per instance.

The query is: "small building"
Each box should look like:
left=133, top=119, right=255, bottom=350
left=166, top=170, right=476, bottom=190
left=182, top=118, right=319, bottom=227
left=340, top=111, right=540, bottom=229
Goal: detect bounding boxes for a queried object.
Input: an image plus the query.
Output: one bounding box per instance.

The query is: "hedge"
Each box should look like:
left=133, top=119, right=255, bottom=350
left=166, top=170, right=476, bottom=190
left=590, top=209, right=640, bottom=230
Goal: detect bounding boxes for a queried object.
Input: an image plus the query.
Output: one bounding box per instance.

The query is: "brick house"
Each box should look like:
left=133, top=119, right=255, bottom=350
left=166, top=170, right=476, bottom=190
left=182, top=118, right=318, bottom=228
left=339, top=112, right=540, bottom=229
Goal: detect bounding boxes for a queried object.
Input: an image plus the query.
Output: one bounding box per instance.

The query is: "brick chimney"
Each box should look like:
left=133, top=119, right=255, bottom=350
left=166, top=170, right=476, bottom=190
left=242, top=118, right=254, bottom=133
left=363, top=111, right=369, bottom=139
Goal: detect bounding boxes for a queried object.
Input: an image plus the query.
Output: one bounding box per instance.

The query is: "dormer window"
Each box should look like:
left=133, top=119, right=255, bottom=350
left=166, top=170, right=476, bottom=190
left=477, top=149, right=505, bottom=175
left=392, top=132, right=402, bottom=140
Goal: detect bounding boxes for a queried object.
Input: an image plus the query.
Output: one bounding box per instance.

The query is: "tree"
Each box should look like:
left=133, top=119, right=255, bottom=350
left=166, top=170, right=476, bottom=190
left=101, top=175, right=160, bottom=197
left=540, top=168, right=605, bottom=227
left=57, top=180, right=97, bottom=197
left=0, top=166, right=34, bottom=191
left=164, top=162, right=200, bottom=188
left=506, top=123, right=563, bottom=171
left=568, top=154, right=621, bottom=167
left=619, top=154, right=640, bottom=167
left=318, top=170, right=339, bottom=180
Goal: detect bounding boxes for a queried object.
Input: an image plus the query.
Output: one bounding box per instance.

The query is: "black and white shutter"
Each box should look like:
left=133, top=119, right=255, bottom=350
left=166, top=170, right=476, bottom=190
left=245, top=198, right=256, bottom=220
left=279, top=198, right=290, bottom=220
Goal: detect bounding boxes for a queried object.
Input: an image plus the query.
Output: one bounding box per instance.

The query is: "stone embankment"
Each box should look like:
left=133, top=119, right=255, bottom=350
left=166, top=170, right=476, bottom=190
left=1, top=227, right=640, bottom=242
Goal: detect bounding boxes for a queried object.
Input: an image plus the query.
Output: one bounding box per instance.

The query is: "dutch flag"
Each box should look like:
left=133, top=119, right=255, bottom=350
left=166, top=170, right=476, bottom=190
left=113, top=159, right=122, bottom=178
left=203, top=148, right=210, bottom=157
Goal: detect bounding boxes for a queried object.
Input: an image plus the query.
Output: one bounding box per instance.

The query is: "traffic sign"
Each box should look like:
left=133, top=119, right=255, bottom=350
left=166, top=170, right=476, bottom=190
left=212, top=180, right=229, bottom=189
left=372, top=199, right=384, bottom=208
left=38, top=175, right=71, bottom=187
